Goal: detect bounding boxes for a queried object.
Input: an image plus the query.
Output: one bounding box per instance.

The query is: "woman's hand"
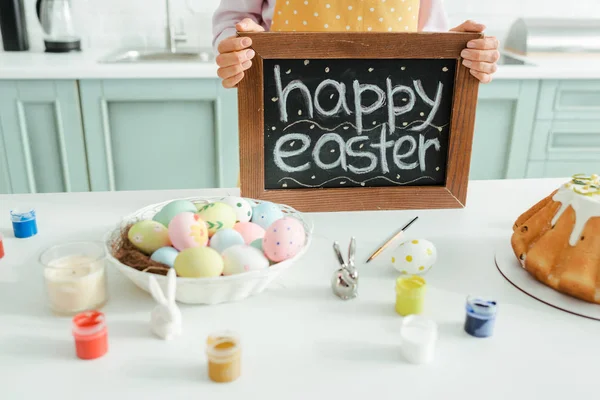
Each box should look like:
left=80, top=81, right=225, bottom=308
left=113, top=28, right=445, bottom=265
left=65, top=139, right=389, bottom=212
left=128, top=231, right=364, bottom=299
left=216, top=18, right=265, bottom=88
left=450, top=20, right=500, bottom=84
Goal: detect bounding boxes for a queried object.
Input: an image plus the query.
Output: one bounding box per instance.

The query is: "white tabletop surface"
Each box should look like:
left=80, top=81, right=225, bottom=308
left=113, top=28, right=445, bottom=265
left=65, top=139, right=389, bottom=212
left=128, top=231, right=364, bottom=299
left=2, top=47, right=600, bottom=80
left=0, top=178, right=598, bottom=399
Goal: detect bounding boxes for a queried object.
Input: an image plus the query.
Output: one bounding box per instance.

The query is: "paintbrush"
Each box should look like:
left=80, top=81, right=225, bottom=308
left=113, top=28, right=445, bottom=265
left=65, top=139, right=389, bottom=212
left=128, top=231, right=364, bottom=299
left=365, top=216, right=419, bottom=263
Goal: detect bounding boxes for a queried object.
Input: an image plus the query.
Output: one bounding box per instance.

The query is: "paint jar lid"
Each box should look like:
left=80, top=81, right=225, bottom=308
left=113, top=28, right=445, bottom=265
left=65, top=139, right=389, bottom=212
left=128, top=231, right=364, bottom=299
left=72, top=310, right=106, bottom=337
left=10, top=207, right=36, bottom=222
left=466, top=296, right=497, bottom=318
left=396, top=275, right=426, bottom=292
left=206, top=331, right=241, bottom=363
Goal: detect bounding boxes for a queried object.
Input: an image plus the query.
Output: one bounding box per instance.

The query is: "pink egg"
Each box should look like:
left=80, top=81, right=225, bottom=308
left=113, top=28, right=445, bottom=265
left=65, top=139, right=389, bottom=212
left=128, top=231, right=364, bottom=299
left=168, top=212, right=209, bottom=251
left=233, top=222, right=266, bottom=245
left=263, top=217, right=306, bottom=263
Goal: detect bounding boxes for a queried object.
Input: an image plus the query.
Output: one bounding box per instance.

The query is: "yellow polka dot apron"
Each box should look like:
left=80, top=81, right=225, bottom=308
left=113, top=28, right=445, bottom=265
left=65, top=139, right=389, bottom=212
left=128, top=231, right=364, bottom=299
left=272, top=0, right=420, bottom=32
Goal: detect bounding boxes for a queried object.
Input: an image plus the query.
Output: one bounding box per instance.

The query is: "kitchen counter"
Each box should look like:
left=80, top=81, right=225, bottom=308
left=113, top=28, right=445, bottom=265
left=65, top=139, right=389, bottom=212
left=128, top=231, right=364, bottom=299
left=1, top=47, right=600, bottom=80
left=1, top=177, right=599, bottom=400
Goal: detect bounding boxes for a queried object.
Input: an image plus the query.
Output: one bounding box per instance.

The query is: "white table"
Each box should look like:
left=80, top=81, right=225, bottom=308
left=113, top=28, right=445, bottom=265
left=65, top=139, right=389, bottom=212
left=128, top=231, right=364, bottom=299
left=1, top=179, right=598, bottom=399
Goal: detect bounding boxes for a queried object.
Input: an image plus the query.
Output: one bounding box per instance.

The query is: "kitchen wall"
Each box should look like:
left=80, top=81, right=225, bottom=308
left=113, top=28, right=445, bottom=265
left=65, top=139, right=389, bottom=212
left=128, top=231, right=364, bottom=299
left=2, top=0, right=599, bottom=53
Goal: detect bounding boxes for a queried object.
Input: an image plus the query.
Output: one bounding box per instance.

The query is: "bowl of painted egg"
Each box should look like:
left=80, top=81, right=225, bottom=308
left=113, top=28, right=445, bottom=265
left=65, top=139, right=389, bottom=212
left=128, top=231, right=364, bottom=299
left=391, top=239, right=437, bottom=275
left=104, top=196, right=313, bottom=304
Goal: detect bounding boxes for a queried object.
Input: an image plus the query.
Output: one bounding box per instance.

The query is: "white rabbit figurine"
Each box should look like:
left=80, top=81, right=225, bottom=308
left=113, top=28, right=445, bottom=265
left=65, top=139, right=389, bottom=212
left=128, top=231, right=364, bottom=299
left=148, top=268, right=182, bottom=340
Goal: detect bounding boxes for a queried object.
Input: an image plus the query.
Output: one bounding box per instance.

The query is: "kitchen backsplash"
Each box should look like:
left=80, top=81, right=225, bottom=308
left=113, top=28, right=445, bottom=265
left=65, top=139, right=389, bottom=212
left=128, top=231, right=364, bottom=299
left=2, top=0, right=598, bottom=53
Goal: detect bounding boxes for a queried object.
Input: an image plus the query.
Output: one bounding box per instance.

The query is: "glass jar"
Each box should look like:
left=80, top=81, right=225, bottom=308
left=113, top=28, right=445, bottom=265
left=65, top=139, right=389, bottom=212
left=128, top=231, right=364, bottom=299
left=40, top=241, right=108, bottom=316
left=206, top=331, right=241, bottom=383
left=464, top=296, right=498, bottom=338
left=395, top=275, right=426, bottom=316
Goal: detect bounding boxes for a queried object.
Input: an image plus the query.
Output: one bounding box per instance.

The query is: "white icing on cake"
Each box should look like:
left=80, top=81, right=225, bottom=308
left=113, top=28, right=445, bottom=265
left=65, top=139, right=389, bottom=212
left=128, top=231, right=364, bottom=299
left=551, top=174, right=600, bottom=246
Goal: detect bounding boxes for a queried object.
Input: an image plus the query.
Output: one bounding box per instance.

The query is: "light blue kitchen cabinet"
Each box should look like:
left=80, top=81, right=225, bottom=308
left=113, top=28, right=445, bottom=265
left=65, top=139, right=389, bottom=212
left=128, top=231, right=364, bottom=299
left=78, top=79, right=239, bottom=192
left=526, top=79, right=600, bottom=178
left=469, top=79, right=540, bottom=180
left=0, top=80, right=90, bottom=194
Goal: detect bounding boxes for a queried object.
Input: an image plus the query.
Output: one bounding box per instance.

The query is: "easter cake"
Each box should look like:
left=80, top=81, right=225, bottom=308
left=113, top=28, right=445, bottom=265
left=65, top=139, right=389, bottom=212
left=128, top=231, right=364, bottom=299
left=511, top=174, right=600, bottom=304
left=107, top=196, right=311, bottom=304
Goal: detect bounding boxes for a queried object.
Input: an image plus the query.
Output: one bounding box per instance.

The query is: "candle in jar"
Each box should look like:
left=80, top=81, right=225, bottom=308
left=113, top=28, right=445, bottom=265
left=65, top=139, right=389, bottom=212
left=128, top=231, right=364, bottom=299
left=44, top=254, right=108, bottom=315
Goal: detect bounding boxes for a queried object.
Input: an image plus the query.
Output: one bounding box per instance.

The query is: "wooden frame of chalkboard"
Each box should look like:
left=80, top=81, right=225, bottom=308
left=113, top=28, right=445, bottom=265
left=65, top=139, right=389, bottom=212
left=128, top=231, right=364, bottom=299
left=237, top=32, right=482, bottom=212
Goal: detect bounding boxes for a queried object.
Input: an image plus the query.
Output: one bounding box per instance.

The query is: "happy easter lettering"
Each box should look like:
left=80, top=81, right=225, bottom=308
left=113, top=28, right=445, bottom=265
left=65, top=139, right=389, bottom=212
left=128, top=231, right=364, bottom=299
left=263, top=59, right=453, bottom=189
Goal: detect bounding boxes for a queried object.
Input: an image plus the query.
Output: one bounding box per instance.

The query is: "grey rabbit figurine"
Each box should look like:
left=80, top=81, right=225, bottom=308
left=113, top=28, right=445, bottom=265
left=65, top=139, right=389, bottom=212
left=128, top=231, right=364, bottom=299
left=331, top=237, right=358, bottom=300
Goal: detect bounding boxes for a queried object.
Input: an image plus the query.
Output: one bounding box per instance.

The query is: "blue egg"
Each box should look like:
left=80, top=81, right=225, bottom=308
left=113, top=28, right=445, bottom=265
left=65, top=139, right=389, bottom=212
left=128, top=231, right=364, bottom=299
left=209, top=228, right=245, bottom=254
left=150, top=246, right=179, bottom=268
left=251, top=201, right=284, bottom=229
left=250, top=238, right=264, bottom=252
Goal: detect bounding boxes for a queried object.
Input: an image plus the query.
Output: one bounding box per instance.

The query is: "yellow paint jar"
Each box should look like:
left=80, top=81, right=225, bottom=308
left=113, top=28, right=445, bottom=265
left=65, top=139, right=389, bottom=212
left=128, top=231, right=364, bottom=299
left=395, top=275, right=426, bottom=316
left=206, top=332, right=241, bottom=383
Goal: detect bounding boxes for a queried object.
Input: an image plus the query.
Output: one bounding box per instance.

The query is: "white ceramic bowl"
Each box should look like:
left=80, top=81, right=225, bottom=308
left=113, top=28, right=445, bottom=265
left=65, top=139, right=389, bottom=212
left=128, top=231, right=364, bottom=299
left=104, top=196, right=313, bottom=305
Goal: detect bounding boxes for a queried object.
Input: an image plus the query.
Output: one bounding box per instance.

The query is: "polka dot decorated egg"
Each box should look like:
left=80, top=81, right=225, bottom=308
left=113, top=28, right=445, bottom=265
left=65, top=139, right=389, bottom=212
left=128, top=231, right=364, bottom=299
left=150, top=246, right=179, bottom=268
left=222, top=245, right=269, bottom=275
left=263, top=217, right=306, bottom=263
left=209, top=228, right=245, bottom=254
left=391, top=239, right=437, bottom=275
left=168, top=212, right=209, bottom=251
left=251, top=201, right=284, bottom=229
left=195, top=202, right=237, bottom=237
left=128, top=220, right=171, bottom=255
left=174, top=247, right=224, bottom=278
left=152, top=200, right=197, bottom=227
left=233, top=222, right=266, bottom=245
left=220, top=196, right=253, bottom=223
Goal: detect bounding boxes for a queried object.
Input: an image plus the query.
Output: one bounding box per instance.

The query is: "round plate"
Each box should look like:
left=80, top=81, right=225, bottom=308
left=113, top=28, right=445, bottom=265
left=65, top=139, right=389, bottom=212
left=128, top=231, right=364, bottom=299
left=495, top=240, right=600, bottom=321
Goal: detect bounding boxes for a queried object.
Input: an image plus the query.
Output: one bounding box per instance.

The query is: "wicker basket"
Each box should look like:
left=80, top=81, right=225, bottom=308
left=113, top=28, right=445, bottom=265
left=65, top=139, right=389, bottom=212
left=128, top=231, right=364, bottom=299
left=104, top=196, right=313, bottom=305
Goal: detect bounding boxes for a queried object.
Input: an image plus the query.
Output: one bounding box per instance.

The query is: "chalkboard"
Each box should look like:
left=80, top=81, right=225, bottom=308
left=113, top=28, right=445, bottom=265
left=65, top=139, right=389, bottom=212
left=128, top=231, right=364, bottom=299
left=263, top=58, right=455, bottom=190
left=237, top=32, right=482, bottom=212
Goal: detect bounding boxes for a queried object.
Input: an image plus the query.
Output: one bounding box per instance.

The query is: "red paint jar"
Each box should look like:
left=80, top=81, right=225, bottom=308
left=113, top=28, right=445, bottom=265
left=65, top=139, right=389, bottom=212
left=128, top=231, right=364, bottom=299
left=0, top=233, right=5, bottom=259
left=72, top=310, right=108, bottom=360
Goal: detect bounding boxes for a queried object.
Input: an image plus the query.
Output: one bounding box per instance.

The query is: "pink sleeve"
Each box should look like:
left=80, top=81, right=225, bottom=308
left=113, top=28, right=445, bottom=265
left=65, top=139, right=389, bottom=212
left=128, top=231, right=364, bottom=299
left=212, top=0, right=268, bottom=53
left=418, top=0, right=449, bottom=32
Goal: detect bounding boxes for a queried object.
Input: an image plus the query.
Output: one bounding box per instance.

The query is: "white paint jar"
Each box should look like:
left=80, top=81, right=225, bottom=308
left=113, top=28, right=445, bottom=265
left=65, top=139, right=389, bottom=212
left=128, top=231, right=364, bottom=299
left=40, top=242, right=108, bottom=316
left=400, top=315, right=438, bottom=364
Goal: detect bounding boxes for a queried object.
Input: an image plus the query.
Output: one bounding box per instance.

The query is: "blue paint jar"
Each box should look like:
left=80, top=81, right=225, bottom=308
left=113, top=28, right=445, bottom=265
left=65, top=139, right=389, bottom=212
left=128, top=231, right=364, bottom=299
left=10, top=208, right=38, bottom=239
left=464, top=296, right=497, bottom=338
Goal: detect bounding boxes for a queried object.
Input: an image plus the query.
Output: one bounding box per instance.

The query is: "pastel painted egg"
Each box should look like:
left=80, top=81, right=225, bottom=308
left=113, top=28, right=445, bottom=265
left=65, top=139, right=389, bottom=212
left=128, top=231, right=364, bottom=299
left=251, top=201, right=284, bottom=229
left=222, top=245, right=269, bottom=275
left=391, top=239, right=437, bottom=275
left=195, top=202, right=237, bottom=237
left=174, top=247, right=224, bottom=278
left=128, top=220, right=171, bottom=255
left=152, top=200, right=197, bottom=227
left=168, top=212, right=209, bottom=251
left=250, top=238, right=264, bottom=252
left=220, top=196, right=253, bottom=223
left=150, top=246, right=179, bottom=268
left=233, top=222, right=266, bottom=245
left=263, top=217, right=306, bottom=263
left=209, top=228, right=245, bottom=254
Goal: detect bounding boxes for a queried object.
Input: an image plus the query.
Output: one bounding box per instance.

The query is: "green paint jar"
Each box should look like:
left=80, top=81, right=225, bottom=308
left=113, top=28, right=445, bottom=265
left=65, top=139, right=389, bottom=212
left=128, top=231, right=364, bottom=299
left=395, top=275, right=426, bottom=316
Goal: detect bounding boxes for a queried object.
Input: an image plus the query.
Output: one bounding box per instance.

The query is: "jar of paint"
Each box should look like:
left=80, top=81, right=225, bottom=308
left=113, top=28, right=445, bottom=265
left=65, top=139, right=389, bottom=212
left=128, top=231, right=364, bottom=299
left=464, top=296, right=497, bottom=338
left=72, top=310, right=108, bottom=360
left=395, top=275, right=426, bottom=316
left=10, top=207, right=38, bottom=238
left=40, top=241, right=108, bottom=315
left=206, top=331, right=241, bottom=383
left=400, top=315, right=438, bottom=364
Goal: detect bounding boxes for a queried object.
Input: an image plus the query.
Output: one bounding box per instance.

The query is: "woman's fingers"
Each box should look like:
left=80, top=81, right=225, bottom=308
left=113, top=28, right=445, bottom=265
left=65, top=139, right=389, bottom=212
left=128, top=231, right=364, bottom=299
left=222, top=72, right=245, bottom=89
left=462, top=60, right=497, bottom=74
left=467, top=36, right=499, bottom=50
left=236, top=18, right=266, bottom=33
left=217, top=60, right=252, bottom=80
left=460, top=48, right=500, bottom=63
left=469, top=69, right=493, bottom=84
left=218, top=36, right=252, bottom=55
left=216, top=48, right=256, bottom=68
